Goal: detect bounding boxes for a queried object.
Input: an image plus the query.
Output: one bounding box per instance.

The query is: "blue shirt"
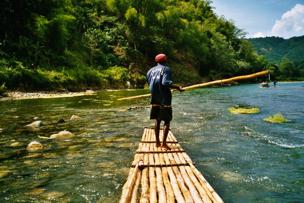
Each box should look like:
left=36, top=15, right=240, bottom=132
left=146, top=64, right=173, bottom=105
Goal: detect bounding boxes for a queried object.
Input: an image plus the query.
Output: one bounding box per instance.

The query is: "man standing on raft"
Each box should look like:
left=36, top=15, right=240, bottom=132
left=147, top=53, right=184, bottom=150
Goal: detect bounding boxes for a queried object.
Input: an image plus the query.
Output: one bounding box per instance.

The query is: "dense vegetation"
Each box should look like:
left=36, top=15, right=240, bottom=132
left=248, top=36, right=304, bottom=80
left=0, top=0, right=266, bottom=91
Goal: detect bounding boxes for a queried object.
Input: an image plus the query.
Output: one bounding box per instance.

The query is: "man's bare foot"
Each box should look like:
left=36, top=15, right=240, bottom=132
left=162, top=143, right=171, bottom=150
left=156, top=142, right=161, bottom=148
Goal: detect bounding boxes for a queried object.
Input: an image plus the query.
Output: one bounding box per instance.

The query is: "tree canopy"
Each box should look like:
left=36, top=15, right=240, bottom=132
left=0, top=0, right=267, bottom=90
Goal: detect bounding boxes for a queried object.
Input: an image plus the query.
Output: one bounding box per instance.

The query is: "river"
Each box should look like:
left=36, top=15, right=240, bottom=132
left=0, top=82, right=303, bottom=202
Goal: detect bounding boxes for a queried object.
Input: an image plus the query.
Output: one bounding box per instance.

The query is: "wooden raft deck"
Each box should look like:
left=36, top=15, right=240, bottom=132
left=120, top=128, right=224, bottom=203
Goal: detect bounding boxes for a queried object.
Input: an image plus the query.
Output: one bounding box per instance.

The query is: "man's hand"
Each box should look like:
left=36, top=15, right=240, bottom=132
left=170, top=84, right=184, bottom=92
left=178, top=86, right=184, bottom=92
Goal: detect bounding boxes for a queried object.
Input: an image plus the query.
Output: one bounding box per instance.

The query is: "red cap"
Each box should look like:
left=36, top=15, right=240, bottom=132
left=155, top=53, right=167, bottom=63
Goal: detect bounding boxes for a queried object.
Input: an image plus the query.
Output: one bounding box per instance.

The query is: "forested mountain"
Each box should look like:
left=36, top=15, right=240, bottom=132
left=248, top=36, right=304, bottom=80
left=248, top=36, right=304, bottom=64
left=0, top=0, right=266, bottom=91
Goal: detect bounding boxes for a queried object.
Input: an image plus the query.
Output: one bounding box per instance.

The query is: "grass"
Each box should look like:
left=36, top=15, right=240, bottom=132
left=3, top=58, right=280, bottom=92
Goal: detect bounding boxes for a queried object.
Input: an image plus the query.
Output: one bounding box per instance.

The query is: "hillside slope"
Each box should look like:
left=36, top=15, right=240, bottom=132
left=248, top=36, right=304, bottom=80
left=248, top=36, right=304, bottom=64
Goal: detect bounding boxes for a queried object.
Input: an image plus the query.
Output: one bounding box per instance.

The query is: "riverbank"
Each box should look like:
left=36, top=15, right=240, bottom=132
left=0, top=90, right=96, bottom=101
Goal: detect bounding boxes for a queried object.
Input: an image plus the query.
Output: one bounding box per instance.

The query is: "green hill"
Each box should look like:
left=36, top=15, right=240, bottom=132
left=248, top=36, right=304, bottom=63
left=248, top=36, right=304, bottom=80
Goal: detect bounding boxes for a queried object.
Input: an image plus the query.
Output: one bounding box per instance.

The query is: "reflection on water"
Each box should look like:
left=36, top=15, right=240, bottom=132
left=0, top=83, right=304, bottom=202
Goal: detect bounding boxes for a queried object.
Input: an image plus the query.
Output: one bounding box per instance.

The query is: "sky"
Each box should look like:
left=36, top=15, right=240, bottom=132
left=212, top=0, right=304, bottom=38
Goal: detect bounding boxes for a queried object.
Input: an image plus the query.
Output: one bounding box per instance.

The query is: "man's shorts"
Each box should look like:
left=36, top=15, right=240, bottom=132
left=150, top=105, right=172, bottom=122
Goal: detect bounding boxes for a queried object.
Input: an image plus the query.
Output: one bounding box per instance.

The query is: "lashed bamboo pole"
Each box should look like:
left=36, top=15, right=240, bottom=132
left=177, top=153, right=212, bottom=203
left=164, top=152, right=194, bottom=203
left=149, top=132, right=157, bottom=203
left=163, top=152, right=186, bottom=203
left=140, top=130, right=150, bottom=203
left=118, top=70, right=269, bottom=101
left=154, top=144, right=166, bottom=202
left=131, top=169, right=141, bottom=203
left=159, top=153, right=175, bottom=203
left=189, top=162, right=223, bottom=203
left=180, top=153, right=222, bottom=202
left=172, top=152, right=203, bottom=203
left=120, top=162, right=141, bottom=203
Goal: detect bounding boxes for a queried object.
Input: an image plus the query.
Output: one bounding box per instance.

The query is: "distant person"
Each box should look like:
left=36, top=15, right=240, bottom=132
left=146, top=53, right=183, bottom=150
left=273, top=80, right=277, bottom=87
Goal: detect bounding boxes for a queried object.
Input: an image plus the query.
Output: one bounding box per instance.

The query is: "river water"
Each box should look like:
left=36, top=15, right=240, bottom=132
left=0, top=83, right=303, bottom=202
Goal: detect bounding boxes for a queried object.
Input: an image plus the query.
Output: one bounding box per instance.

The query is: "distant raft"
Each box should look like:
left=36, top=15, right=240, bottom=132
left=120, top=128, right=224, bottom=203
left=260, top=82, right=270, bottom=88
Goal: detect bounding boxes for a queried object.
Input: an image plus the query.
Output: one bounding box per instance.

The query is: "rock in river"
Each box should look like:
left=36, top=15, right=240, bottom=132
left=27, top=141, right=43, bottom=151
left=0, top=166, right=10, bottom=178
left=70, top=115, right=80, bottom=120
left=10, top=142, right=22, bottom=147
left=25, top=121, right=42, bottom=131
left=50, top=130, right=75, bottom=139
left=57, top=118, right=65, bottom=124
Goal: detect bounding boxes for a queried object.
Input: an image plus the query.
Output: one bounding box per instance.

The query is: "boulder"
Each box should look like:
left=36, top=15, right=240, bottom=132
left=70, top=115, right=80, bottom=120
left=85, top=90, right=95, bottom=94
left=10, top=142, right=22, bottom=147
left=26, top=141, right=43, bottom=151
left=50, top=130, right=74, bottom=139
left=41, top=191, right=65, bottom=200
left=26, top=121, right=42, bottom=131
left=0, top=167, right=10, bottom=178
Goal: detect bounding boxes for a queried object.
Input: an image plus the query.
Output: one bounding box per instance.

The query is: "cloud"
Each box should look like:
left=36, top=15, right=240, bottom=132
left=252, top=32, right=266, bottom=38
left=271, top=4, right=304, bottom=38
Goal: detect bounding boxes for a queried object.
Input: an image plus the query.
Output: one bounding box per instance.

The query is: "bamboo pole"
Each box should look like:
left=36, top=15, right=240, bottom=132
left=118, top=70, right=269, bottom=101
left=122, top=135, right=144, bottom=203
left=163, top=152, right=186, bottom=203
left=182, top=151, right=224, bottom=203
left=120, top=162, right=141, bottom=203
left=164, top=152, right=194, bottom=203
left=140, top=130, right=150, bottom=203
left=189, top=162, right=224, bottom=203
left=131, top=168, right=141, bottom=203
left=172, top=153, right=203, bottom=203
left=183, top=70, right=269, bottom=90
left=177, top=153, right=212, bottom=203
left=149, top=132, right=157, bottom=203
left=154, top=143, right=166, bottom=202
left=159, top=153, right=175, bottom=203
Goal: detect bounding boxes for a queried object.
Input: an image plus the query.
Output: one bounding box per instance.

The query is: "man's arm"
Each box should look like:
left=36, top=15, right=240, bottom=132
left=170, top=84, right=184, bottom=92
left=162, top=67, right=184, bottom=92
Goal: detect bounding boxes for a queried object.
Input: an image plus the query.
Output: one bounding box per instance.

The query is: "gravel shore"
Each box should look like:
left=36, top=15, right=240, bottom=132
left=0, top=90, right=96, bottom=101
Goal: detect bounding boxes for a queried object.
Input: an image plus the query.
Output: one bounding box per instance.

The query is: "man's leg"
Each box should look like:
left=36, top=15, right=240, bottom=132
left=162, top=121, right=171, bottom=150
left=155, top=119, right=161, bottom=147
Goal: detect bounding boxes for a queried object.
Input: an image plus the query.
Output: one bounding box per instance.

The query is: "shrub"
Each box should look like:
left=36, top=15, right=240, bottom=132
left=0, top=83, right=8, bottom=96
left=103, top=66, right=129, bottom=88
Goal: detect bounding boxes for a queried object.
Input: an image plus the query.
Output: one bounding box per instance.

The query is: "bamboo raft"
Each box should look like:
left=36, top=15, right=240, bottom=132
left=120, top=128, right=224, bottom=203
